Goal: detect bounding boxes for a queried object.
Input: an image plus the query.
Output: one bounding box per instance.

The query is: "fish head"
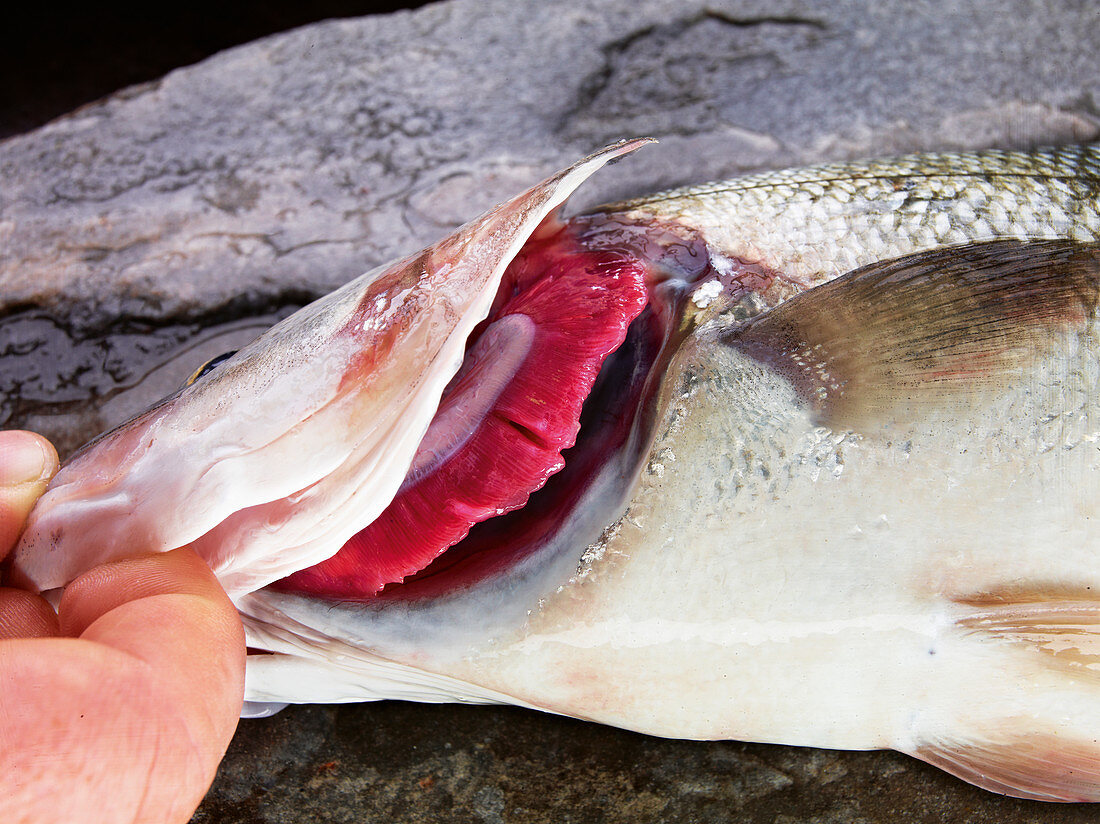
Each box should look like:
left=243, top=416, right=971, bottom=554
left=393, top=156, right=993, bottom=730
left=9, top=139, right=654, bottom=598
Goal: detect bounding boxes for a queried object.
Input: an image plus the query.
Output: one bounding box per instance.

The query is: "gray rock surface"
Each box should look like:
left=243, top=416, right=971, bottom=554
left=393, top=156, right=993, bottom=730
left=2, top=0, right=1100, bottom=821
left=3, top=0, right=1099, bottom=326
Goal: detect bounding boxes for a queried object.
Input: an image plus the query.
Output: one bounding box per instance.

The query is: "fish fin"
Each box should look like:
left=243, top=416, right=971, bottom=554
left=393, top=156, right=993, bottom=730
left=907, top=590, right=1100, bottom=801
left=730, top=240, right=1100, bottom=428
left=241, top=606, right=519, bottom=706
left=240, top=700, right=289, bottom=719
left=955, top=590, right=1100, bottom=676
left=243, top=647, right=533, bottom=709
left=911, top=735, right=1100, bottom=802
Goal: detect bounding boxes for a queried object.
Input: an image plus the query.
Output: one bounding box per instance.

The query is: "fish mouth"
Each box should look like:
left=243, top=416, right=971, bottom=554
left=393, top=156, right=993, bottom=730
left=273, top=217, right=692, bottom=602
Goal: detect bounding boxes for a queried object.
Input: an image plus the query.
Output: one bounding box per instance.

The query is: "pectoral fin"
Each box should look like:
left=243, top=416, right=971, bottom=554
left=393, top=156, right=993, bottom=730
left=730, top=240, right=1100, bottom=429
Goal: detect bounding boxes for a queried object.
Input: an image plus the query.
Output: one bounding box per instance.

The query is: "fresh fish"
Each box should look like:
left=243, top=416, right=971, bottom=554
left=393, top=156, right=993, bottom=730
left=11, top=140, right=1100, bottom=802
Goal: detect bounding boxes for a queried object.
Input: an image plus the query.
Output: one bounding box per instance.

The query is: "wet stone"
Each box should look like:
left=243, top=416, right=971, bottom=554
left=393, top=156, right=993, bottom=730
left=193, top=703, right=1100, bottom=824
left=0, top=308, right=297, bottom=458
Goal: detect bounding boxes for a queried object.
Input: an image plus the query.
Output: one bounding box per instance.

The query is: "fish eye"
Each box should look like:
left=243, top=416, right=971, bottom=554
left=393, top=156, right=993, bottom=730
left=184, top=350, right=238, bottom=387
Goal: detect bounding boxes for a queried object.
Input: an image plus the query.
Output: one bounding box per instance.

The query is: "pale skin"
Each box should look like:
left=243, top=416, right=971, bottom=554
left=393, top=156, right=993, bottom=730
left=0, top=430, right=246, bottom=823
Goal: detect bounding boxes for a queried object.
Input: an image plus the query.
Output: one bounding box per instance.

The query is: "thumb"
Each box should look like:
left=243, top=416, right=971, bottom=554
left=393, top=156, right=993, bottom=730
left=0, top=431, right=58, bottom=560
left=0, top=431, right=60, bottom=639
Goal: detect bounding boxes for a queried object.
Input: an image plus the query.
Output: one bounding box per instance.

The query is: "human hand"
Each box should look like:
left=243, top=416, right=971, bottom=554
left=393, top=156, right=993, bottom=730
left=0, top=430, right=246, bottom=824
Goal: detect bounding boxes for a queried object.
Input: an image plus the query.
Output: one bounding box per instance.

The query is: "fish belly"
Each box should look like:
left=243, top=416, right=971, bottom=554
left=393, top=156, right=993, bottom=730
left=441, top=333, right=1100, bottom=756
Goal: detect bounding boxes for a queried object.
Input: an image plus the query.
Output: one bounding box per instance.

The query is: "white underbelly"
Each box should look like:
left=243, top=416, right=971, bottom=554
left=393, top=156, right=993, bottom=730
left=437, top=336, right=1100, bottom=748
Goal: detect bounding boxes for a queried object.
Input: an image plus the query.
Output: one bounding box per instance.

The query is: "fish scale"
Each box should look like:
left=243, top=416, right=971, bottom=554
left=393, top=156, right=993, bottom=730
left=609, top=145, right=1100, bottom=299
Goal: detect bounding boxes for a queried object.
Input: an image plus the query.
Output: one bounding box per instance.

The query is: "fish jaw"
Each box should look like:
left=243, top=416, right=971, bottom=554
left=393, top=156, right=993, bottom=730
left=10, top=139, right=653, bottom=597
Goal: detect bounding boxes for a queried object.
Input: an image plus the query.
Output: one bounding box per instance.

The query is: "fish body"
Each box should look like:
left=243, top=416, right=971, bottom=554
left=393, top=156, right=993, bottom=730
left=12, top=142, right=1100, bottom=801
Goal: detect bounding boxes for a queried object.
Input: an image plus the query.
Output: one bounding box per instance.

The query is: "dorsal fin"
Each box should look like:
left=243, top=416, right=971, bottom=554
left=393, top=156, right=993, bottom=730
left=729, top=240, right=1100, bottom=428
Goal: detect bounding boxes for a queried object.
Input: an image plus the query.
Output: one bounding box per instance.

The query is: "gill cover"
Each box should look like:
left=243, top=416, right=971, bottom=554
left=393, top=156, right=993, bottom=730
left=11, top=140, right=651, bottom=598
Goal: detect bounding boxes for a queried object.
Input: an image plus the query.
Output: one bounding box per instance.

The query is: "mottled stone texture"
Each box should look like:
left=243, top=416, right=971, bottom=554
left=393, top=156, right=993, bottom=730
left=191, top=703, right=1100, bottom=824
left=3, top=0, right=1099, bottom=327
left=2, top=0, right=1100, bottom=821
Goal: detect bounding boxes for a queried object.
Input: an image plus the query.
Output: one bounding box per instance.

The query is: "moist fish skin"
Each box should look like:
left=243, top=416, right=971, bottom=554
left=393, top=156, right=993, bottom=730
left=608, top=145, right=1100, bottom=298
left=14, top=142, right=1100, bottom=802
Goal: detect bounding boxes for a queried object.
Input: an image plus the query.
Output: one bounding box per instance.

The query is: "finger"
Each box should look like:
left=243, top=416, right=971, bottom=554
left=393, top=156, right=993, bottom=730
left=1, top=548, right=245, bottom=823
left=1, top=635, right=230, bottom=823
left=59, top=547, right=229, bottom=637
left=59, top=547, right=246, bottom=758
left=0, top=431, right=58, bottom=562
left=0, top=587, right=59, bottom=639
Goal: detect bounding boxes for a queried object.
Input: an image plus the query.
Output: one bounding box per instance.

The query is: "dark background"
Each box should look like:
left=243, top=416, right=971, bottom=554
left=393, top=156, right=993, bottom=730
left=0, top=3, right=432, bottom=139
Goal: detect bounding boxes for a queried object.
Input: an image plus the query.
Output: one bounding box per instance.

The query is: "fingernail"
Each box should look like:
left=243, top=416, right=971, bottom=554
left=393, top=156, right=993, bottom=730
left=0, top=432, right=56, bottom=487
